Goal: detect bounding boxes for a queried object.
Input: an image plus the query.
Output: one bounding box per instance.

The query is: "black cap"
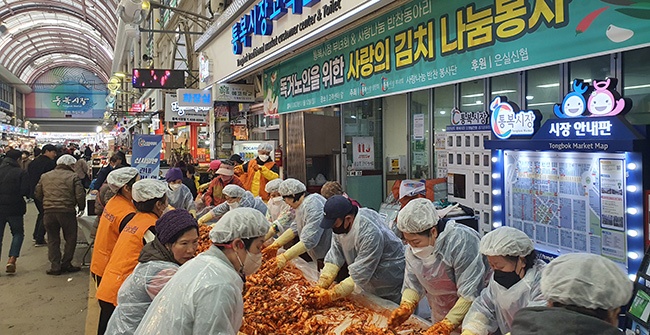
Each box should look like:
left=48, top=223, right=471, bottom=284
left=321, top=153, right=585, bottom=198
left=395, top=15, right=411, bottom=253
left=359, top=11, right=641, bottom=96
left=229, top=154, right=244, bottom=165
left=41, top=144, right=57, bottom=153
left=320, top=195, right=354, bottom=229
left=5, top=149, right=22, bottom=161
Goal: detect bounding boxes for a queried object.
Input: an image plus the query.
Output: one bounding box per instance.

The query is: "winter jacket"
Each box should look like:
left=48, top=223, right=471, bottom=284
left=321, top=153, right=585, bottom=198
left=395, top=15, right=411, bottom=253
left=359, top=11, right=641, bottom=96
left=35, top=164, right=86, bottom=213
left=510, top=306, right=623, bottom=335
left=27, top=154, right=56, bottom=197
left=0, top=158, right=30, bottom=216
left=92, top=164, right=115, bottom=191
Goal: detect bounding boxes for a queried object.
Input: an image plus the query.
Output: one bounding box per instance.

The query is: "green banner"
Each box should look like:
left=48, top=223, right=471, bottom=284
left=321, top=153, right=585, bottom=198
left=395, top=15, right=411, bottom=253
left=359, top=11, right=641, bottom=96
left=264, top=0, right=650, bottom=114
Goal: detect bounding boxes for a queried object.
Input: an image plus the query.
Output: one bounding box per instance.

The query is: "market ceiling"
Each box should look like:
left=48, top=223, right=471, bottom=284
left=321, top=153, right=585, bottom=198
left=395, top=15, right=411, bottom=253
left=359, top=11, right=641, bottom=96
left=0, top=0, right=118, bottom=84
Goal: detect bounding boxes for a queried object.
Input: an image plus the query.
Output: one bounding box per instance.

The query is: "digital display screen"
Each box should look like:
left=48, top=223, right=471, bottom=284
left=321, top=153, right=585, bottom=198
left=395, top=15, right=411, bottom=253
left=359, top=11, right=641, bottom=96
left=132, top=69, right=185, bottom=89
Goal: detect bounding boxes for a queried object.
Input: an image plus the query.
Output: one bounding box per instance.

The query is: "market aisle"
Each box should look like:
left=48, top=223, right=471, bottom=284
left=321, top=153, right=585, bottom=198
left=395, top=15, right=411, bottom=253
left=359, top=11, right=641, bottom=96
left=0, top=202, right=89, bottom=335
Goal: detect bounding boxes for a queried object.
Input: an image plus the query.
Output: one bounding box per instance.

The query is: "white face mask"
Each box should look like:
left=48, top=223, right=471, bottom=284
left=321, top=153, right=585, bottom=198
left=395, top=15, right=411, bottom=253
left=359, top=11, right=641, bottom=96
left=228, top=201, right=240, bottom=209
left=169, top=183, right=182, bottom=191
left=411, top=245, right=435, bottom=260
left=243, top=251, right=262, bottom=276
left=258, top=154, right=269, bottom=161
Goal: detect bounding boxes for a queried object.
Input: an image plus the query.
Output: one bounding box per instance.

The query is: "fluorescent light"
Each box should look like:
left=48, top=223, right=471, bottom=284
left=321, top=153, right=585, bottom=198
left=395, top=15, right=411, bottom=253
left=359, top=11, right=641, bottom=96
left=114, top=72, right=126, bottom=78
left=219, top=0, right=381, bottom=83
left=624, top=84, right=650, bottom=90
left=527, top=102, right=556, bottom=107
left=526, top=95, right=534, bottom=100
left=536, top=83, right=559, bottom=88
left=462, top=102, right=483, bottom=107
left=492, top=89, right=516, bottom=95
left=462, top=93, right=484, bottom=98
left=439, top=111, right=446, bottom=115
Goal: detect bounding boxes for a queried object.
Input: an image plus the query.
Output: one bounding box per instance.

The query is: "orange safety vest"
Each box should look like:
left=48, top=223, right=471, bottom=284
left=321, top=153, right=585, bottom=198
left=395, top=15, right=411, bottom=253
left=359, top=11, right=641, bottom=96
left=242, top=159, right=277, bottom=201
left=95, top=212, right=158, bottom=305
left=90, top=194, right=136, bottom=277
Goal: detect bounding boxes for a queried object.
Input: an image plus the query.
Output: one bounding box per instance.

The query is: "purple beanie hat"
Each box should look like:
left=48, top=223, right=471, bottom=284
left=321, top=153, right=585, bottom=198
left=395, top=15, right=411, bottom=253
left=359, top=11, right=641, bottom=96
left=165, top=167, right=184, bottom=182
left=155, top=209, right=199, bottom=244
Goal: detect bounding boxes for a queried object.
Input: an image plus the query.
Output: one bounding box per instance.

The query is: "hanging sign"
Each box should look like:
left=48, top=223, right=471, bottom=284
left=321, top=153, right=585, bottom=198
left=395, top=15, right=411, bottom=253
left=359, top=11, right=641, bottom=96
left=165, top=94, right=209, bottom=123
left=176, top=89, right=212, bottom=108
left=215, top=84, right=255, bottom=102
left=132, top=135, right=162, bottom=180
left=447, top=107, right=491, bottom=132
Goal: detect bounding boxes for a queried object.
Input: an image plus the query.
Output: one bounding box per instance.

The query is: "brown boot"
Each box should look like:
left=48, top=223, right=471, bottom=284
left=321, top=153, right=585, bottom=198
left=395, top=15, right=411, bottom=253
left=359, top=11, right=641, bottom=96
left=6, top=256, right=16, bottom=274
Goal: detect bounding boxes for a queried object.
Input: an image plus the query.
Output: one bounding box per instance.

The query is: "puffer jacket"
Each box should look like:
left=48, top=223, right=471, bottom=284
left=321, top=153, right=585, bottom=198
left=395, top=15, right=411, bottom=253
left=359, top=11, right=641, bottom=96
left=35, top=164, right=86, bottom=213
left=0, top=157, right=30, bottom=216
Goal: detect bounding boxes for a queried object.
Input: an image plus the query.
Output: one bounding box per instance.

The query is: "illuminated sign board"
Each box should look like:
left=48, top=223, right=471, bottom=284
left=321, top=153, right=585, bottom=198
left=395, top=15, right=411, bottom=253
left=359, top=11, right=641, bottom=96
left=490, top=96, right=542, bottom=140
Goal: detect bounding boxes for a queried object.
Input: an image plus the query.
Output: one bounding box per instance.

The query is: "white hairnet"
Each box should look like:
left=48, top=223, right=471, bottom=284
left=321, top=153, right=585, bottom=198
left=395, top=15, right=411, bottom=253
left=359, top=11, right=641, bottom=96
left=223, top=184, right=246, bottom=198
left=397, top=198, right=440, bottom=233
left=56, top=154, right=76, bottom=166
left=257, top=142, right=273, bottom=153
left=541, top=253, right=632, bottom=310
left=210, top=208, right=269, bottom=243
left=132, top=179, right=168, bottom=202
left=479, top=226, right=534, bottom=257
left=265, top=178, right=283, bottom=193
left=107, top=167, right=139, bottom=192
left=278, top=178, right=306, bottom=196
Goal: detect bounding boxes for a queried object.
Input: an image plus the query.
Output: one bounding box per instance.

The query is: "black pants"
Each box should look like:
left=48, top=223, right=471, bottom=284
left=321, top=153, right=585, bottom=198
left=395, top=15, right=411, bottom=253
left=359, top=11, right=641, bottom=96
left=97, top=299, right=115, bottom=335
left=43, top=212, right=77, bottom=271
left=32, top=199, right=46, bottom=244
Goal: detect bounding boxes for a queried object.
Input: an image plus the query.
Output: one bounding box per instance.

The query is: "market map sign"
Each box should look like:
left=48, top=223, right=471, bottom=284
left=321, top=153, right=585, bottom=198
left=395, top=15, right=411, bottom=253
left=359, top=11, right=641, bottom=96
left=265, top=0, right=650, bottom=114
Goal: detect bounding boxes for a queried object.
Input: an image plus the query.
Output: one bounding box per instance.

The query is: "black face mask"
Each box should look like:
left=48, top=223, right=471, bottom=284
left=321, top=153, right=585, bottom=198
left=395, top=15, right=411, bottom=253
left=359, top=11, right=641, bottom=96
left=493, top=270, right=521, bottom=289
left=332, top=218, right=350, bottom=235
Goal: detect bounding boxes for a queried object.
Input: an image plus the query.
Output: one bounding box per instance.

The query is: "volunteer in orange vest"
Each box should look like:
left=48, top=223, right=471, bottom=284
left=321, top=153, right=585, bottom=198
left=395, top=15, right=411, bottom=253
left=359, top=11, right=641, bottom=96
left=90, top=167, right=139, bottom=285
left=235, top=143, right=279, bottom=201
left=96, top=179, right=168, bottom=335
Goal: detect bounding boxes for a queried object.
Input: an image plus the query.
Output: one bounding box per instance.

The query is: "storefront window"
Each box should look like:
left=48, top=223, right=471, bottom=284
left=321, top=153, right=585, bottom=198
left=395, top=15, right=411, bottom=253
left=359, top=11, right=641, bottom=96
left=410, top=90, right=430, bottom=179
left=460, top=80, right=485, bottom=112
left=343, top=99, right=383, bottom=171
left=623, top=47, right=650, bottom=124
left=433, top=85, right=454, bottom=179
left=491, top=73, right=520, bottom=104
left=569, top=55, right=612, bottom=87
left=526, top=65, right=561, bottom=120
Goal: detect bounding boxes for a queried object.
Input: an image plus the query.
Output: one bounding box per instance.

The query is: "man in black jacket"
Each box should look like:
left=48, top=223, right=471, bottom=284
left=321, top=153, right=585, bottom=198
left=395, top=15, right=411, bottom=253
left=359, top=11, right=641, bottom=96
left=0, top=150, right=30, bottom=274
left=27, top=144, right=57, bottom=246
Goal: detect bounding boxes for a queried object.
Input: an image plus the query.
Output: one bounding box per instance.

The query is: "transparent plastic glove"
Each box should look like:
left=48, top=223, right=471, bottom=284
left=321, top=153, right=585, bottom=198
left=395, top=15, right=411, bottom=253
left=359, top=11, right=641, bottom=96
left=388, top=288, right=419, bottom=328
left=317, top=263, right=340, bottom=288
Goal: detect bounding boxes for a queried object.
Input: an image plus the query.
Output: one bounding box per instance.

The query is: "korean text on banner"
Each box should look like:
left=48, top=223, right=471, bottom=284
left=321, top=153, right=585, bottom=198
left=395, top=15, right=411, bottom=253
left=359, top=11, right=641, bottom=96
left=132, top=135, right=162, bottom=179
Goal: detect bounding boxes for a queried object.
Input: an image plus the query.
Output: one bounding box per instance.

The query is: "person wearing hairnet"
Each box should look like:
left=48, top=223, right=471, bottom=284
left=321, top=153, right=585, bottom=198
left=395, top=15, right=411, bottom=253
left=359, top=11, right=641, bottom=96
left=165, top=167, right=196, bottom=216
left=263, top=178, right=295, bottom=241
left=197, top=185, right=267, bottom=225
left=315, top=195, right=405, bottom=305
left=263, top=178, right=331, bottom=270
left=91, top=167, right=139, bottom=285
left=96, top=179, right=168, bottom=335
left=235, top=143, right=279, bottom=201
left=461, top=227, right=546, bottom=335
left=388, top=198, right=488, bottom=335
left=105, top=209, right=199, bottom=335
left=134, top=208, right=269, bottom=335
left=510, top=253, right=632, bottom=335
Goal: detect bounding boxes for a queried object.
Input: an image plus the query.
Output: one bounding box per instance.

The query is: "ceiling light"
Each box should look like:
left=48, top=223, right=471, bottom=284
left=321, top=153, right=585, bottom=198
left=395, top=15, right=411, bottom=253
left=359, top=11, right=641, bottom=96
left=492, top=89, right=516, bottom=95
left=462, top=93, right=484, bottom=98
left=624, top=84, right=650, bottom=90
left=114, top=72, right=126, bottom=78
left=527, top=102, right=555, bottom=107
left=526, top=95, right=534, bottom=100
left=536, top=83, right=559, bottom=88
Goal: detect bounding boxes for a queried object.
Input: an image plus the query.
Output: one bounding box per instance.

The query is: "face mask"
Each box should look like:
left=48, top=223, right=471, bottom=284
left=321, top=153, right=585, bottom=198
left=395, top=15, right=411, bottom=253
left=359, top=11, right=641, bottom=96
left=228, top=201, right=240, bottom=209
left=243, top=251, right=262, bottom=276
left=332, top=218, right=351, bottom=235
left=411, top=245, right=435, bottom=260
left=258, top=154, right=269, bottom=161
left=169, top=183, right=182, bottom=191
left=493, top=270, right=522, bottom=289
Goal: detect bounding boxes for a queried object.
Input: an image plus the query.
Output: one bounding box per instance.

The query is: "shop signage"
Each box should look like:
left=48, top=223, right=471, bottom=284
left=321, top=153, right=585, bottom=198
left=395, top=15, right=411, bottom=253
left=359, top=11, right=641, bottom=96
left=215, top=83, right=255, bottom=102
left=165, top=94, right=209, bottom=123
left=233, top=140, right=275, bottom=160
left=554, top=78, right=631, bottom=118
left=132, top=134, right=162, bottom=180
left=447, top=108, right=491, bottom=132
left=215, top=103, right=230, bottom=122
left=176, top=89, right=212, bottom=108
left=352, top=136, right=374, bottom=170
left=199, top=53, right=211, bottom=83
left=266, top=0, right=650, bottom=114
left=490, top=96, right=542, bottom=140
left=130, top=103, right=144, bottom=113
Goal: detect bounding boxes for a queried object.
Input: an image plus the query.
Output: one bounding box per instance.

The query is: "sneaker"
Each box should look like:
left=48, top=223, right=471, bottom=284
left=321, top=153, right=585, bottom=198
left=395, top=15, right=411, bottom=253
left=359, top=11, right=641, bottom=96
left=46, top=269, right=61, bottom=276
left=62, top=266, right=81, bottom=273
left=34, top=242, right=47, bottom=247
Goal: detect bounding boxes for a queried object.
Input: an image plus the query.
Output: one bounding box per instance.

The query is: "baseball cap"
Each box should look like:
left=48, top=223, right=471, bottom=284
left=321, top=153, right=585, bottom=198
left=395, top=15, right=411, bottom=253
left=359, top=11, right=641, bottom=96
left=320, top=195, right=354, bottom=229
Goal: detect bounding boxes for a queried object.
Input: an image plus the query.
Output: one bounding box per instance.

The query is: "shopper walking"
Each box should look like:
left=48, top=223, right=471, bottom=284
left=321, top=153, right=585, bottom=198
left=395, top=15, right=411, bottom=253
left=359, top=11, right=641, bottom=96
left=35, top=154, right=86, bottom=275
left=0, top=149, right=30, bottom=274
left=73, top=149, right=92, bottom=188
left=28, top=144, right=57, bottom=246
